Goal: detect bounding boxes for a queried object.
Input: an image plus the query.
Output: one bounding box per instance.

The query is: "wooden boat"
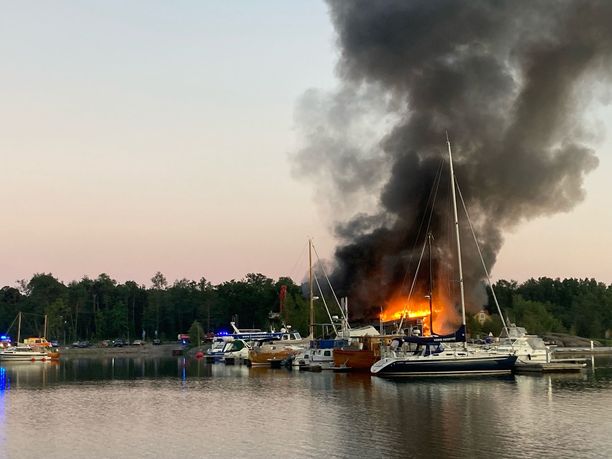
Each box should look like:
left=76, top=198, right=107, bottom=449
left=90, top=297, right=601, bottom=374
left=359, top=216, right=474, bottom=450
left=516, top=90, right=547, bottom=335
left=333, top=348, right=377, bottom=372
left=333, top=336, right=382, bottom=372
left=247, top=342, right=301, bottom=367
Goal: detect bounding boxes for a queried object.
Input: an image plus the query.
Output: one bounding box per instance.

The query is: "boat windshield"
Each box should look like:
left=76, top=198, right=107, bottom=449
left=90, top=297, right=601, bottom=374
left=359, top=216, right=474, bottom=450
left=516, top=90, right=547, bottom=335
left=210, top=341, right=226, bottom=351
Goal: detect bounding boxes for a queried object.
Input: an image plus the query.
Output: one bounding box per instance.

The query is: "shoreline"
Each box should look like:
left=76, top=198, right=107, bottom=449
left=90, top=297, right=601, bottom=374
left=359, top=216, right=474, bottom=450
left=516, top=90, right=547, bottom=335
left=58, top=343, right=180, bottom=358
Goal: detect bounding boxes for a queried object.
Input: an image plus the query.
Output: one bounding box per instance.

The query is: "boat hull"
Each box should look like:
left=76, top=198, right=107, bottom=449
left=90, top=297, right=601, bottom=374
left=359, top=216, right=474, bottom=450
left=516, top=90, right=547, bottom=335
left=248, top=348, right=297, bottom=367
left=371, top=354, right=517, bottom=377
left=0, top=352, right=54, bottom=362
left=333, top=349, right=377, bottom=371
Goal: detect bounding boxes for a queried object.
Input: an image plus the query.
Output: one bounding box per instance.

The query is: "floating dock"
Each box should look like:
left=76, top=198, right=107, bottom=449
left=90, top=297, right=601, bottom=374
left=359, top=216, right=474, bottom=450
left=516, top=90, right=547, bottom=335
left=515, top=358, right=587, bottom=373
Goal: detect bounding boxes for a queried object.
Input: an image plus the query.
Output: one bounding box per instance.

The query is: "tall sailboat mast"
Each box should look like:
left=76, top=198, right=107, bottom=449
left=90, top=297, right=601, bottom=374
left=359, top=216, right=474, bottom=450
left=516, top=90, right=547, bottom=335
left=309, top=238, right=314, bottom=338
left=427, top=232, right=434, bottom=335
left=17, top=311, right=22, bottom=344
left=446, top=134, right=467, bottom=340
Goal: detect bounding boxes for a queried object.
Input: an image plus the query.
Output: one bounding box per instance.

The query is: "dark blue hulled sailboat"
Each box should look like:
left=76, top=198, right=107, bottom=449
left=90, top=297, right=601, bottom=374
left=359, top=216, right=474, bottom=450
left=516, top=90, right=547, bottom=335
left=371, top=137, right=517, bottom=378
left=370, top=325, right=516, bottom=377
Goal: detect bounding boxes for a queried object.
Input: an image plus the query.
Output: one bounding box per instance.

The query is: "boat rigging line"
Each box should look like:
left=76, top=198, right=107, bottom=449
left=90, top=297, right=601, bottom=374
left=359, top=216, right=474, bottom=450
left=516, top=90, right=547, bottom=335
left=311, top=241, right=348, bottom=326
left=396, top=159, right=444, bottom=334
left=312, top=271, right=339, bottom=336
left=454, top=177, right=509, bottom=336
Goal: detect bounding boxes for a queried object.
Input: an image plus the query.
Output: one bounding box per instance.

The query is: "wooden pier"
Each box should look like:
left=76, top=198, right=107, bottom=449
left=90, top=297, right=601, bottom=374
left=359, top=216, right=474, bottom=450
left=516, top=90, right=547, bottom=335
left=515, top=358, right=587, bottom=373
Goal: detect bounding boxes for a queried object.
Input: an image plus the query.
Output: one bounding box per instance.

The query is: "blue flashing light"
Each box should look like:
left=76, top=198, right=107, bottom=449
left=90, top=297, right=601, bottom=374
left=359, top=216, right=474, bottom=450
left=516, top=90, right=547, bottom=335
left=0, top=335, right=9, bottom=341
left=0, top=367, right=9, bottom=393
left=217, top=330, right=229, bottom=336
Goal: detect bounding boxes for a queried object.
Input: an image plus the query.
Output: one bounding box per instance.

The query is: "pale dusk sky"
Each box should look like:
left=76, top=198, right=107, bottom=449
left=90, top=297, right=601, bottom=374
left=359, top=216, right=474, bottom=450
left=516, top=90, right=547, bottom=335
left=1, top=1, right=612, bottom=287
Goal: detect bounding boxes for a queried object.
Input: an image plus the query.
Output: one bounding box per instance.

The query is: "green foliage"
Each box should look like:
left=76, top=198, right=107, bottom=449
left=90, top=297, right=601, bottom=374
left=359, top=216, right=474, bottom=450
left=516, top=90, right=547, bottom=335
left=188, top=320, right=204, bottom=346
left=466, top=314, right=482, bottom=338
left=0, top=272, right=313, bottom=341
left=509, top=295, right=563, bottom=335
left=490, top=277, right=612, bottom=338
left=2, top=273, right=610, bottom=341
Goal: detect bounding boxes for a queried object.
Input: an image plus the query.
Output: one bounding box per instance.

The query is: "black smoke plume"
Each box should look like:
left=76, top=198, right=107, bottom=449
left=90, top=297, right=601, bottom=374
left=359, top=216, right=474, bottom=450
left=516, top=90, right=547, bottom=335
left=294, top=0, right=612, bottom=321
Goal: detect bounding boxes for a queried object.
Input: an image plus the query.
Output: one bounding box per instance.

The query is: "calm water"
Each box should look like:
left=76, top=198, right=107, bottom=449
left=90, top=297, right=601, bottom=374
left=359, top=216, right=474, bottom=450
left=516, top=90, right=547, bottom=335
left=1, top=355, right=611, bottom=459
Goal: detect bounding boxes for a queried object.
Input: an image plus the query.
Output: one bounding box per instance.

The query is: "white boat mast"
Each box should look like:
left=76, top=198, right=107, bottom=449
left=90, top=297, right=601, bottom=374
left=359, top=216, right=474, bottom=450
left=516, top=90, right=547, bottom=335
left=446, top=134, right=467, bottom=341
left=309, top=238, right=314, bottom=338
left=17, top=311, right=22, bottom=344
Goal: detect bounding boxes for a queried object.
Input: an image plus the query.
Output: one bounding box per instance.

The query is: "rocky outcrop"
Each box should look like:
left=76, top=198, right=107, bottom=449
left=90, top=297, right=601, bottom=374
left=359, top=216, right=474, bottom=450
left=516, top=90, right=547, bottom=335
left=541, top=333, right=601, bottom=347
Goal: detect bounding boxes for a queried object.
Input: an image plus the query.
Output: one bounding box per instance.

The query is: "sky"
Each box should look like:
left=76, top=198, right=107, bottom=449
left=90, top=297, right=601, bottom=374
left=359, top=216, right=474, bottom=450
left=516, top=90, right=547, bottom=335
left=1, top=1, right=612, bottom=288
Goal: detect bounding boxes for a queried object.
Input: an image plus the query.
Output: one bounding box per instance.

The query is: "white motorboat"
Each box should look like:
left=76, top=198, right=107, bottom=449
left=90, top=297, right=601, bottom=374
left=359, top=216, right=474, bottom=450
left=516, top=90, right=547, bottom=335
left=484, top=325, right=550, bottom=363
left=221, top=339, right=251, bottom=364
left=0, top=345, right=55, bottom=362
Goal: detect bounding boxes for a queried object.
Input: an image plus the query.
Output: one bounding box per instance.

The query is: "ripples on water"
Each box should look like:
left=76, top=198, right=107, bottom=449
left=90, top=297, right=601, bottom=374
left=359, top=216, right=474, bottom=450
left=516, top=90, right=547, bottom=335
left=0, top=356, right=610, bottom=459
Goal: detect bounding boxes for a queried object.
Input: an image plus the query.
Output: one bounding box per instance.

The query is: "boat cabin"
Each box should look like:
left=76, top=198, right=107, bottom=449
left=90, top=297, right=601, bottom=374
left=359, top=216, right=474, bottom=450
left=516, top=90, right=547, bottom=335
left=24, top=337, right=51, bottom=348
left=278, top=332, right=302, bottom=342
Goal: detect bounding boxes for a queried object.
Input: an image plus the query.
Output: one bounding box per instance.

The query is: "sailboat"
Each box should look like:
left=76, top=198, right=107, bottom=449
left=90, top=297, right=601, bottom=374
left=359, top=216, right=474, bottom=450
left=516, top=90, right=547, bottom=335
left=370, top=137, right=517, bottom=377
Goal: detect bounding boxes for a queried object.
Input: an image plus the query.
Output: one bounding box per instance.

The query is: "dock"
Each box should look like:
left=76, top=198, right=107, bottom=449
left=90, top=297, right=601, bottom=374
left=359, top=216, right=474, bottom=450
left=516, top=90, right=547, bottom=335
left=515, top=358, right=587, bottom=373
left=553, top=346, right=612, bottom=354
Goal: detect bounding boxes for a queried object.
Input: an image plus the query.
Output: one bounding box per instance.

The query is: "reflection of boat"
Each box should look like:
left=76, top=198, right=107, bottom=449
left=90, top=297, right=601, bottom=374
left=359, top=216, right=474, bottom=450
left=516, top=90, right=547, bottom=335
left=371, top=138, right=517, bottom=377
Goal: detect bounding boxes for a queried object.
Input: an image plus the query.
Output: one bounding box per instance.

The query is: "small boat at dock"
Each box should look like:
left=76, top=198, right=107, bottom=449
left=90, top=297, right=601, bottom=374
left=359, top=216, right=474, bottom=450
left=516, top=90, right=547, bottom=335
left=333, top=340, right=380, bottom=372
left=0, top=345, right=58, bottom=362
left=247, top=340, right=302, bottom=367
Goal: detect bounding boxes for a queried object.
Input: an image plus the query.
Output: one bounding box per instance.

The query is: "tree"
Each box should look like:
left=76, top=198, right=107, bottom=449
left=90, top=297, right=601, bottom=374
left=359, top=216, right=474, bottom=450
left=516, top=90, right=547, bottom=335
left=572, top=292, right=603, bottom=338
left=151, top=272, right=168, bottom=290
left=46, top=298, right=71, bottom=340
left=188, top=320, right=204, bottom=347
left=510, top=295, right=563, bottom=335
left=149, top=272, right=168, bottom=339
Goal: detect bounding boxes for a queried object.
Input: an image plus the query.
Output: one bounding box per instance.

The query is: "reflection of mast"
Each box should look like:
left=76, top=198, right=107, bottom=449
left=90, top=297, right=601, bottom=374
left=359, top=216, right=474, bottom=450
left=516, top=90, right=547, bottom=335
left=427, top=232, right=434, bottom=335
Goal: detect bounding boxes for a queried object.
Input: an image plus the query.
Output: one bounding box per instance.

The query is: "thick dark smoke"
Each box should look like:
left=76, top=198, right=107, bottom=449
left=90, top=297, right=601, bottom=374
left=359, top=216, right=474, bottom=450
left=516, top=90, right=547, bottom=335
left=295, top=0, right=612, bottom=321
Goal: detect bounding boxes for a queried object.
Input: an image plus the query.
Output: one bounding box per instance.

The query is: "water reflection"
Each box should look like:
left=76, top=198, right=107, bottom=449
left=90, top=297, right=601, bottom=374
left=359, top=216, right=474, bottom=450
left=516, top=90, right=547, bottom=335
left=0, top=356, right=609, bottom=459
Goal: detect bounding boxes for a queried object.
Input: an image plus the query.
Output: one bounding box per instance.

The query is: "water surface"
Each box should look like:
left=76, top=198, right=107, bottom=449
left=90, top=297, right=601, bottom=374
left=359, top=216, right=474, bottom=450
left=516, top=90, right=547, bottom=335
left=1, top=355, right=610, bottom=458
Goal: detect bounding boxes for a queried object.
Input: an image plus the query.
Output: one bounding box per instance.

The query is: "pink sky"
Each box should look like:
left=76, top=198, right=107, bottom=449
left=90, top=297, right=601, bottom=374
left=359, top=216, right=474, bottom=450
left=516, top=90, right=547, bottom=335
left=1, top=2, right=612, bottom=288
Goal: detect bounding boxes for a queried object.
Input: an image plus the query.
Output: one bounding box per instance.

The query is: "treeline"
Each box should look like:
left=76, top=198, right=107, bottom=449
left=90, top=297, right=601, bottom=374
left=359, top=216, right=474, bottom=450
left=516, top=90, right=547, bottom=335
left=1, top=273, right=611, bottom=343
left=471, top=277, right=612, bottom=340
left=0, top=272, right=311, bottom=343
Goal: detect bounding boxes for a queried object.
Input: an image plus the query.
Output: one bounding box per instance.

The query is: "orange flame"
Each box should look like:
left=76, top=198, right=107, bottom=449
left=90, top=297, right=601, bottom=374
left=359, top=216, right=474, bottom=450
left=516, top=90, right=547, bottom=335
left=380, top=284, right=460, bottom=335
